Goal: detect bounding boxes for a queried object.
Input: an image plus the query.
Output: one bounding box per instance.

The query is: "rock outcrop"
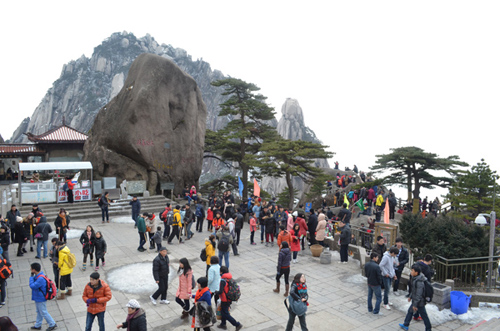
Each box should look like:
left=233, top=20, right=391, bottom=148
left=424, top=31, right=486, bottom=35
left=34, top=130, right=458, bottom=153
left=83, top=53, right=207, bottom=195
left=10, top=32, right=227, bottom=144
left=261, top=98, right=330, bottom=200
left=0, top=134, right=3, bottom=143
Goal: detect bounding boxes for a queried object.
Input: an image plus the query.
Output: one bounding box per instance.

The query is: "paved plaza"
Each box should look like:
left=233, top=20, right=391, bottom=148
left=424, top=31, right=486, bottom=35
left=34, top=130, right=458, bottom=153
left=5, top=215, right=478, bottom=330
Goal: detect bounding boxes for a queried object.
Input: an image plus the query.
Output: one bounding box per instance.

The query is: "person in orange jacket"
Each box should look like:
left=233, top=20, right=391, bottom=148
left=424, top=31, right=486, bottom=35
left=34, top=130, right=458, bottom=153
left=277, top=225, right=292, bottom=250
left=82, top=272, right=112, bottom=331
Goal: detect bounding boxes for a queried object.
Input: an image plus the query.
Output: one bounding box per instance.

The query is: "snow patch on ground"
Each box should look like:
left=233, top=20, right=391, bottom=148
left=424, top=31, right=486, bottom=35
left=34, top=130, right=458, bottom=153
left=112, top=216, right=135, bottom=224
left=107, top=262, right=177, bottom=294
left=49, top=228, right=83, bottom=240
left=345, top=274, right=367, bottom=285
left=391, top=292, right=500, bottom=325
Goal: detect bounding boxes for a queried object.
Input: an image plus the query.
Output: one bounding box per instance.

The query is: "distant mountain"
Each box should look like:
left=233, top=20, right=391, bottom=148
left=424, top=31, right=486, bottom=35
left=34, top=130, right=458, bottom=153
left=10, top=31, right=228, bottom=143
left=261, top=98, right=330, bottom=199
left=10, top=32, right=327, bottom=191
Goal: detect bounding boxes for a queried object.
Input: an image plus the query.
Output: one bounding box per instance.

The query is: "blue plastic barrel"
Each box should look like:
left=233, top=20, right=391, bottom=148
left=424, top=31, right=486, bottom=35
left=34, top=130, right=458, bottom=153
left=450, top=291, right=471, bottom=315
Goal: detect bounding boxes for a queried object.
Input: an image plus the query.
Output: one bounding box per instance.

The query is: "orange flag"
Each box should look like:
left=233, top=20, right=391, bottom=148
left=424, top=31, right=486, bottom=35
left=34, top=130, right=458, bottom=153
left=384, top=200, right=390, bottom=224
left=253, top=178, right=260, bottom=197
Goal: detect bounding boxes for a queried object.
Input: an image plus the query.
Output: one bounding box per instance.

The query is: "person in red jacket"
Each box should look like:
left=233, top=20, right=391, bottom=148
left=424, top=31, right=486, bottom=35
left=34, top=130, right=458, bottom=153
left=216, top=267, right=243, bottom=330
left=66, top=177, right=75, bottom=204
left=292, top=212, right=308, bottom=250
left=82, top=272, right=112, bottom=331
left=367, top=187, right=376, bottom=207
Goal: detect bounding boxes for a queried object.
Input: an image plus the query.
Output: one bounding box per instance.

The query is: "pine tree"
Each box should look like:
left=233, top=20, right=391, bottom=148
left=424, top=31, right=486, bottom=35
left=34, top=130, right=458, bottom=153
left=445, top=159, right=499, bottom=221
left=259, top=138, right=333, bottom=209
left=371, top=146, right=468, bottom=213
left=209, top=78, right=277, bottom=199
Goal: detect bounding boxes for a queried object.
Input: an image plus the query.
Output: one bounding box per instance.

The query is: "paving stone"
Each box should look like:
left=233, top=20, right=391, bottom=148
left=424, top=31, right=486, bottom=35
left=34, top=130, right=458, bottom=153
left=5, top=213, right=480, bottom=330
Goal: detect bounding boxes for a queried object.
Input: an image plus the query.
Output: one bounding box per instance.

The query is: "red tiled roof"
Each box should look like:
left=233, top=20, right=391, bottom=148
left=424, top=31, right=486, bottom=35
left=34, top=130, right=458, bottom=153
left=26, top=125, right=88, bottom=143
left=0, top=144, right=45, bottom=154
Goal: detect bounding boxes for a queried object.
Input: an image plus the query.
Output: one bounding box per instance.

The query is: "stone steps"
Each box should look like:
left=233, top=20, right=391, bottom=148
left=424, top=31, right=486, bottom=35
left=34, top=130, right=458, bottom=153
left=19, top=195, right=172, bottom=221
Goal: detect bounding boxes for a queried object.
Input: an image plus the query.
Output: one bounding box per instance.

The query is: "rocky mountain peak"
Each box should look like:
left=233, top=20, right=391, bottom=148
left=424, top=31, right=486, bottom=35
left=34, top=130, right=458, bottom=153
left=277, top=98, right=325, bottom=147
left=9, top=32, right=222, bottom=143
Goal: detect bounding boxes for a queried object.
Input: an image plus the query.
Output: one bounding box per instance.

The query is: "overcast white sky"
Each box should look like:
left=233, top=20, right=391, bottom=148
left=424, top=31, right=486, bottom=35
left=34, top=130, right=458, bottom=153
left=1, top=1, right=499, bottom=200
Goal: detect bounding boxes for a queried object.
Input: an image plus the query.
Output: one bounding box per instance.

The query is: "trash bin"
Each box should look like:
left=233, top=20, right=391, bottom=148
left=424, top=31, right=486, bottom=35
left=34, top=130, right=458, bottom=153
left=450, top=291, right=471, bottom=315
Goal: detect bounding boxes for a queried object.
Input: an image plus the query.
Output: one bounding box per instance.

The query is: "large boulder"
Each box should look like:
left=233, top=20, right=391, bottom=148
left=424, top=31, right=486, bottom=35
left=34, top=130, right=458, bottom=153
left=84, top=53, right=207, bottom=195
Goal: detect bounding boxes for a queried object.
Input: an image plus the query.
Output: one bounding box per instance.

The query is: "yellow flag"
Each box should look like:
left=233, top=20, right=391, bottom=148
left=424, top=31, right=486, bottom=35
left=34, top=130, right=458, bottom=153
left=344, top=193, right=350, bottom=208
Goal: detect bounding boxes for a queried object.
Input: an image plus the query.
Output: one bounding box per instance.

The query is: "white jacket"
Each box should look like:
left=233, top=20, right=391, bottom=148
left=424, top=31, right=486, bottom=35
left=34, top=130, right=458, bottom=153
left=379, top=251, right=396, bottom=278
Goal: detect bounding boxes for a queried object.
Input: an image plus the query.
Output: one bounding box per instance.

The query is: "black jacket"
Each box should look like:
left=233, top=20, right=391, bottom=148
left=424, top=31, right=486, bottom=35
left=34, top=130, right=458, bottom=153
left=235, top=213, right=244, bottom=230
left=337, top=208, right=352, bottom=223
left=372, top=243, right=387, bottom=263
left=94, top=237, right=107, bottom=259
left=265, top=213, right=276, bottom=234
left=6, top=210, right=20, bottom=228
left=364, top=260, right=383, bottom=286
left=393, top=245, right=409, bottom=271
left=416, top=261, right=433, bottom=282
left=339, top=225, right=351, bottom=245
left=80, top=231, right=96, bottom=255
left=307, top=214, right=318, bottom=236
left=13, top=222, right=26, bottom=244
left=120, top=308, right=147, bottom=331
left=54, top=215, right=70, bottom=234
left=152, top=254, right=170, bottom=281
left=0, top=231, right=10, bottom=251
left=34, top=217, right=53, bottom=241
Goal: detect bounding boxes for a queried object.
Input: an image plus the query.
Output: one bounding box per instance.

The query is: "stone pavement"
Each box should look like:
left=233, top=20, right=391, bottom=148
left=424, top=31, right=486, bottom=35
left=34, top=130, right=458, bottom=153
left=5, top=215, right=474, bottom=331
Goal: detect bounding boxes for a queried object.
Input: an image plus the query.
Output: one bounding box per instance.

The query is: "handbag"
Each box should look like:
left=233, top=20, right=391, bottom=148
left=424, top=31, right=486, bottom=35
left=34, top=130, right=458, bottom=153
left=34, top=233, right=43, bottom=239
left=285, top=295, right=308, bottom=317
left=146, top=226, right=151, bottom=232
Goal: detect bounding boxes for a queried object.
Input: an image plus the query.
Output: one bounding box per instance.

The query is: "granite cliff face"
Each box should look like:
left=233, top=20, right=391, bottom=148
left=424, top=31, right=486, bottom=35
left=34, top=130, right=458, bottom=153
left=261, top=98, right=330, bottom=199
left=10, top=32, right=228, bottom=143
left=84, top=54, right=207, bottom=194
left=10, top=32, right=326, bottom=195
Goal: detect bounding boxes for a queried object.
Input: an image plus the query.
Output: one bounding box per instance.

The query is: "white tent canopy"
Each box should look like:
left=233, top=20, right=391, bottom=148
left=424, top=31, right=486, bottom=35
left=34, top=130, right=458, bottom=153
left=19, top=161, right=93, bottom=171
left=18, top=161, right=93, bottom=205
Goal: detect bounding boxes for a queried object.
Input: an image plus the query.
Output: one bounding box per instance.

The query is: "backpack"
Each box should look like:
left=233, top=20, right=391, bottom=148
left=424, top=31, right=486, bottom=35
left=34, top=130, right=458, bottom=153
left=37, top=274, right=57, bottom=300
left=160, top=210, right=167, bottom=222
left=225, top=278, right=241, bottom=302
left=62, top=183, right=69, bottom=192
left=200, top=248, right=207, bottom=262
left=218, top=233, right=230, bottom=252
left=166, top=211, right=174, bottom=226
left=423, top=279, right=434, bottom=303
left=97, top=197, right=103, bottom=207
left=196, top=205, right=203, bottom=218
left=66, top=252, right=77, bottom=269
left=0, top=259, right=12, bottom=280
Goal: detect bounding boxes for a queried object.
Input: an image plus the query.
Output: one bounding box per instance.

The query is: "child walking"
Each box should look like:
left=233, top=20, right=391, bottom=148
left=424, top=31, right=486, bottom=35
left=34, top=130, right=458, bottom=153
left=249, top=212, right=257, bottom=245
left=152, top=226, right=163, bottom=252
left=79, top=225, right=95, bottom=271
left=290, top=223, right=301, bottom=263
left=206, top=207, right=213, bottom=232
left=93, top=231, right=107, bottom=271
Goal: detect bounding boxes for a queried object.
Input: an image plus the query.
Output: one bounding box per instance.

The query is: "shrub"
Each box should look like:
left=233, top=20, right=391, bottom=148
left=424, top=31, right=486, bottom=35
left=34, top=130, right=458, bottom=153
left=399, top=213, right=489, bottom=259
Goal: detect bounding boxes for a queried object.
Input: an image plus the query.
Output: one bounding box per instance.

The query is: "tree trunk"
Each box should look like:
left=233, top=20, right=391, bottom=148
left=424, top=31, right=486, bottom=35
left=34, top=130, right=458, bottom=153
left=285, top=171, right=294, bottom=210
left=406, top=169, right=412, bottom=202
left=242, top=164, right=249, bottom=199
left=412, top=176, right=421, bottom=215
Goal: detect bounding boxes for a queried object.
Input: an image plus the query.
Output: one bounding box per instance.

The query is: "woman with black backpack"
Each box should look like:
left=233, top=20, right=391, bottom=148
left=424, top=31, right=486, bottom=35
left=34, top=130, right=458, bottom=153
left=191, top=276, right=214, bottom=331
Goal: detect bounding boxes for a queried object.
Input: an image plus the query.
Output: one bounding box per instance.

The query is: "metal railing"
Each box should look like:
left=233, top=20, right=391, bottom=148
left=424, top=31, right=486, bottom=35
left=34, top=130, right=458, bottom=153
left=435, top=255, right=500, bottom=291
